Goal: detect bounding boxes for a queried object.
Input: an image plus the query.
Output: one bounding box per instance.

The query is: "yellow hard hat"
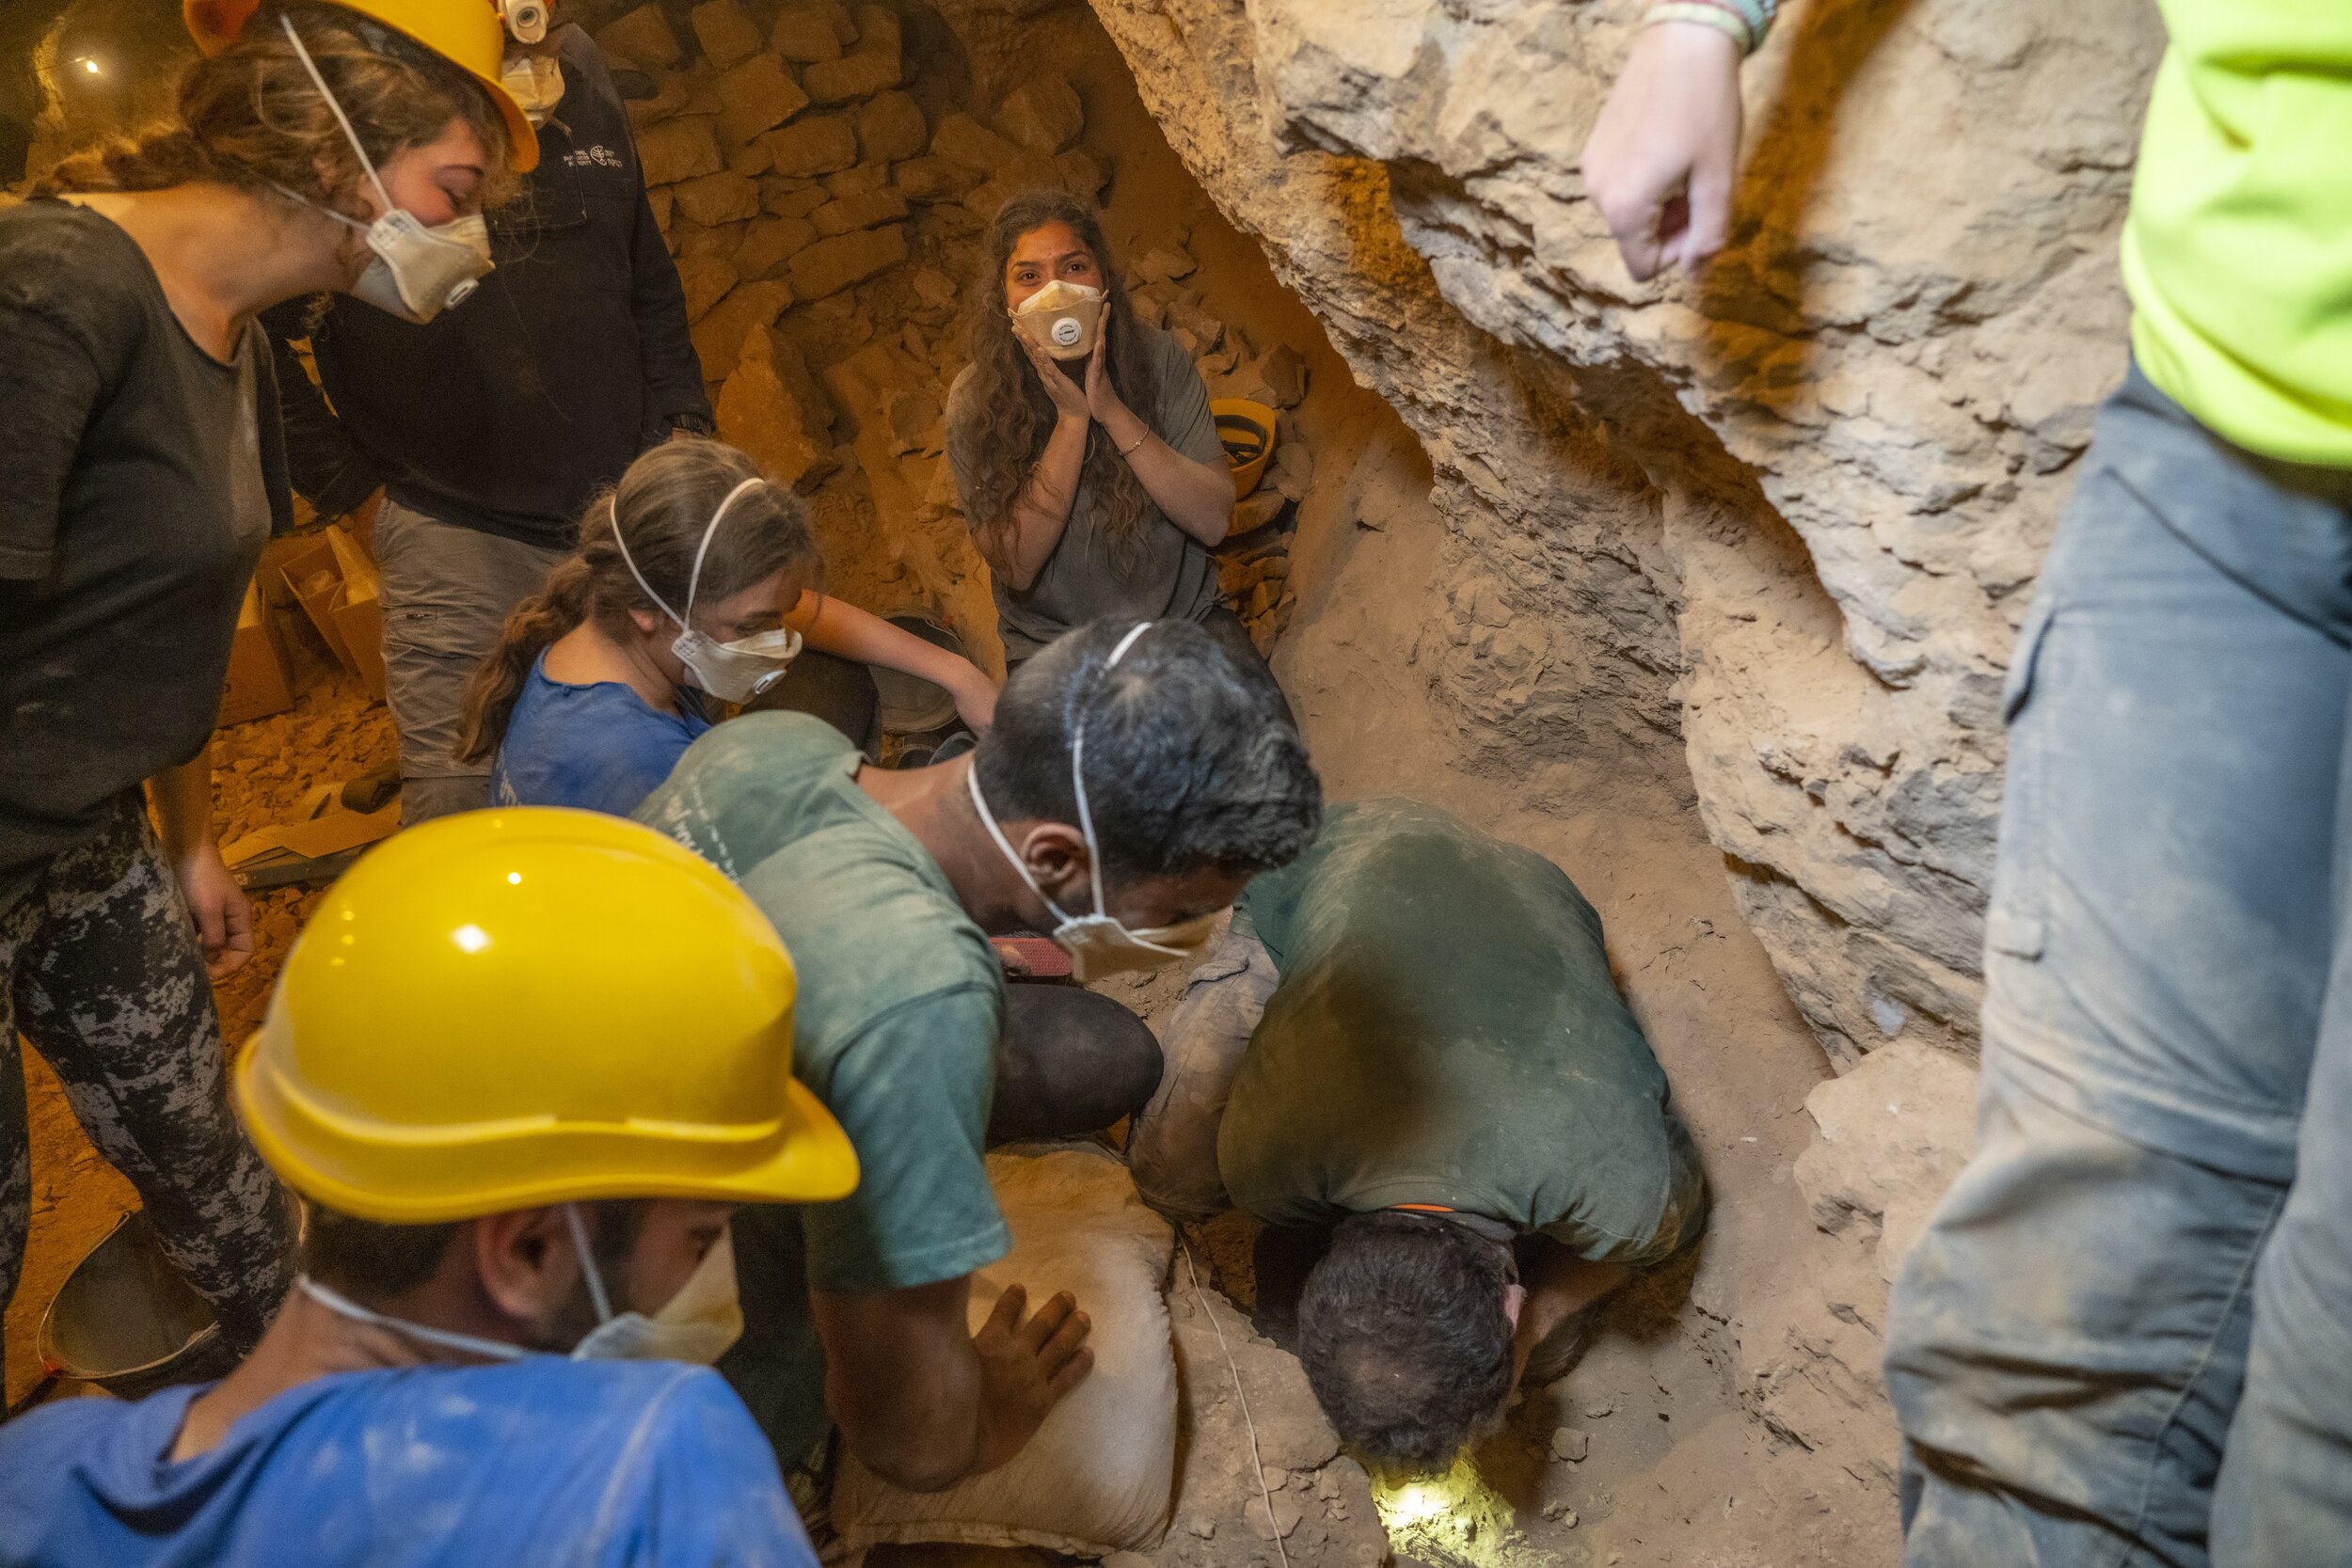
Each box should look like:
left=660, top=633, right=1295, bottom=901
left=1214, top=399, right=1278, bottom=499
left=233, top=809, right=858, bottom=1224
left=184, top=0, right=539, bottom=172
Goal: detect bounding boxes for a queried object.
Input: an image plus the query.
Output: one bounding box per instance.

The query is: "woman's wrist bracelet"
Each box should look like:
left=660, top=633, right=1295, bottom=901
left=1641, top=0, right=1772, bottom=55
left=1117, top=428, right=1151, bottom=458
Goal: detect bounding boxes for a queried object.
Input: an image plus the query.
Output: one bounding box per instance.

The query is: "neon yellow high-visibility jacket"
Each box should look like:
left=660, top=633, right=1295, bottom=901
left=2122, top=2, right=2352, bottom=466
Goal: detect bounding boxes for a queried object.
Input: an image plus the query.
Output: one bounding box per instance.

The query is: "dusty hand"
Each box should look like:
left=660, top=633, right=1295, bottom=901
left=972, top=1282, right=1094, bottom=1470
left=1018, top=328, right=1094, bottom=423
left=950, top=669, right=999, bottom=736
left=1581, top=22, right=1744, bottom=282
left=177, top=841, right=254, bottom=979
left=1081, top=319, right=1127, bottom=427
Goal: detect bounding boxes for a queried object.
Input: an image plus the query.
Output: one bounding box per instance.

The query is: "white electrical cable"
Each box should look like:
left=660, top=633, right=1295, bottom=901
left=1178, top=1227, right=1295, bottom=1568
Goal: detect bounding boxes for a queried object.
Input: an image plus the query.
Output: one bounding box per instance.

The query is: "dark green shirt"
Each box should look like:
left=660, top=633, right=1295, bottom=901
left=1219, top=800, right=1704, bottom=1264
left=635, top=713, right=1009, bottom=1462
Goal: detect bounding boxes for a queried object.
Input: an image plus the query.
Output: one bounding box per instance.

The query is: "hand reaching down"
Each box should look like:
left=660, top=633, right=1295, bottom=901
left=1581, top=22, right=1745, bottom=282
left=177, top=841, right=254, bottom=979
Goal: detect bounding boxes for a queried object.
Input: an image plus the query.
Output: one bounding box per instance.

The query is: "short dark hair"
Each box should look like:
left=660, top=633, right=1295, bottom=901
left=300, top=1199, right=645, bottom=1303
left=974, top=619, right=1322, bottom=885
left=1296, top=1212, right=1516, bottom=1473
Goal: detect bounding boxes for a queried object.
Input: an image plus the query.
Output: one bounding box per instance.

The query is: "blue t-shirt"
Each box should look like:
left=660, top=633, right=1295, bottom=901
left=494, top=652, right=711, bottom=818
left=0, top=1358, right=818, bottom=1568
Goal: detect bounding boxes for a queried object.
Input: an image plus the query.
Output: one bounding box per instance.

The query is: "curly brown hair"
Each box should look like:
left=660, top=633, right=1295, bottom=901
left=34, top=3, right=516, bottom=217
left=961, top=189, right=1159, bottom=569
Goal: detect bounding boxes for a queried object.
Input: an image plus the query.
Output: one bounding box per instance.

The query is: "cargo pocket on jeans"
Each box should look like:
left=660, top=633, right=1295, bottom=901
left=1984, top=604, right=2055, bottom=960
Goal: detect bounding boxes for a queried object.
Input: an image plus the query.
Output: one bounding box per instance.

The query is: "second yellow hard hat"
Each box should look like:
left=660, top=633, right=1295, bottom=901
left=234, top=809, right=857, bottom=1224
left=185, top=0, right=539, bottom=171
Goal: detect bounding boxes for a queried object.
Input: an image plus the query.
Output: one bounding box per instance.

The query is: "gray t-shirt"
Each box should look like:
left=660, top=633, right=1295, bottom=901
left=0, top=199, right=286, bottom=907
left=945, top=321, right=1224, bottom=659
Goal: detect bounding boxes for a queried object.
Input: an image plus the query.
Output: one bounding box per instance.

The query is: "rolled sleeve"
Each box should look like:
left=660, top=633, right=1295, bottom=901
left=0, top=296, right=108, bottom=579
left=797, top=984, right=1011, bottom=1293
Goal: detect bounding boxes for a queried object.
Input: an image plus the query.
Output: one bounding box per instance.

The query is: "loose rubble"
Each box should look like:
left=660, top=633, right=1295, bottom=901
left=594, top=0, right=1320, bottom=665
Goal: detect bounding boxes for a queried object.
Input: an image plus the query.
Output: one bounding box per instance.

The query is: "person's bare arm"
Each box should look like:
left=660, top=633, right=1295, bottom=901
left=1087, top=325, right=1232, bottom=548
left=787, top=592, right=999, bottom=732
left=1581, top=21, right=1747, bottom=282
left=1509, top=1246, right=1630, bottom=1389
left=971, top=337, right=1096, bottom=594
left=147, top=745, right=252, bottom=979
left=813, top=1275, right=1094, bottom=1491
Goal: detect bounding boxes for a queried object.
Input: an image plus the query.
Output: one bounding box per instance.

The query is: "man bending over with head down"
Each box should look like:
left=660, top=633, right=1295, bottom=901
left=1130, top=798, right=1707, bottom=1473
left=635, top=617, right=1322, bottom=1490
left=0, top=810, right=853, bottom=1567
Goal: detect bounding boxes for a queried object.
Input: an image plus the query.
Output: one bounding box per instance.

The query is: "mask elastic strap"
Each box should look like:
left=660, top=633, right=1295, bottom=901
left=966, top=764, right=1075, bottom=927
left=609, top=495, right=685, bottom=628
left=1071, top=621, right=1154, bottom=919
left=296, top=1275, right=532, bottom=1363
left=563, top=1204, right=616, bottom=1324
left=682, top=478, right=767, bottom=629
left=280, top=15, right=398, bottom=221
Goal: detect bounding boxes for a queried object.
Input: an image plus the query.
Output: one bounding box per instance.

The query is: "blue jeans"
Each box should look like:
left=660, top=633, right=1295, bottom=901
left=1883, top=368, right=2352, bottom=1568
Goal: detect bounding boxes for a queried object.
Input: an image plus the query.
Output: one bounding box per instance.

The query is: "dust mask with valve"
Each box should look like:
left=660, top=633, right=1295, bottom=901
left=277, top=16, right=492, bottom=325
left=1010, top=279, right=1106, bottom=361
left=613, top=477, right=803, bottom=705
left=966, top=622, right=1226, bottom=982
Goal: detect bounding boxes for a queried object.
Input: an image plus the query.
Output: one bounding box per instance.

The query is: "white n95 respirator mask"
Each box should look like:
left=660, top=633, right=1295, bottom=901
left=289, top=1211, right=744, bottom=1368
left=501, top=52, right=565, bottom=125
left=278, top=16, right=494, bottom=325
left=1010, top=279, right=1106, bottom=361
left=613, top=476, right=804, bottom=705
left=966, top=622, right=1228, bottom=982
left=563, top=1208, right=745, bottom=1366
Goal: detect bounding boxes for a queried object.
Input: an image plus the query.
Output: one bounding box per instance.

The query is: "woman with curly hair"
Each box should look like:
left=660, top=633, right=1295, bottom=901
left=0, top=0, right=530, bottom=1378
left=946, top=189, right=1241, bottom=666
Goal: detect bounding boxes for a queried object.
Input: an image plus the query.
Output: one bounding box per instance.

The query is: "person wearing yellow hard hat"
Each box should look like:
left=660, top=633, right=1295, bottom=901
left=262, top=0, right=724, bottom=828
left=0, top=810, right=852, bottom=1568
left=0, top=2, right=533, bottom=1392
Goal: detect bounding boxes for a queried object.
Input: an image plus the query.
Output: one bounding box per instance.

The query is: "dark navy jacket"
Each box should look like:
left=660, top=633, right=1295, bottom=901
left=268, top=26, right=711, bottom=549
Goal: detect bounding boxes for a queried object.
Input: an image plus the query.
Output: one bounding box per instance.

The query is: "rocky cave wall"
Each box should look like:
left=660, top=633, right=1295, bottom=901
left=1019, top=0, right=2168, bottom=1073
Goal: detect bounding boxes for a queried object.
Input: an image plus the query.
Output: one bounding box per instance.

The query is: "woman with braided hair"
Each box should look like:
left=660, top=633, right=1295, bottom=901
left=0, top=0, right=531, bottom=1380
left=460, top=436, right=999, bottom=819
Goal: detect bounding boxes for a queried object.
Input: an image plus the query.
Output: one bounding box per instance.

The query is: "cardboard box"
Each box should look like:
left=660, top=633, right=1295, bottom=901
left=218, top=579, right=295, bottom=726
left=222, top=798, right=401, bottom=890
left=326, top=527, right=385, bottom=701
left=277, top=532, right=353, bottom=667
left=274, top=525, right=384, bottom=700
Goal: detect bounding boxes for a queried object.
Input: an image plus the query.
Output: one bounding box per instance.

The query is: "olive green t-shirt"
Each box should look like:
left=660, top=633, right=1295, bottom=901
left=635, top=713, right=1009, bottom=1464
left=1219, top=800, right=1705, bottom=1265
left=945, top=321, right=1225, bottom=660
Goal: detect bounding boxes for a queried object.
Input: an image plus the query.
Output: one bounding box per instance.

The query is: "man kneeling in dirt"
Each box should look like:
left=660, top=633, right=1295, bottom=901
left=0, top=813, right=851, bottom=1566
left=1130, top=799, right=1707, bottom=1473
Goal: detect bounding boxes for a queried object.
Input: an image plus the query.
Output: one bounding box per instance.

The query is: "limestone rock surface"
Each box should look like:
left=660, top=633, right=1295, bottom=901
left=1050, top=0, right=2164, bottom=1074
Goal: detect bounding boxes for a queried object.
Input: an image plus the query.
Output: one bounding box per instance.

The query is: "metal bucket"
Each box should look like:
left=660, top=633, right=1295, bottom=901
left=871, top=615, right=968, bottom=736
left=37, top=1212, right=236, bottom=1398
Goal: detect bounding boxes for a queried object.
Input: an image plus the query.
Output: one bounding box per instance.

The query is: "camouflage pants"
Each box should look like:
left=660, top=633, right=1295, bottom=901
left=1, top=793, right=295, bottom=1378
